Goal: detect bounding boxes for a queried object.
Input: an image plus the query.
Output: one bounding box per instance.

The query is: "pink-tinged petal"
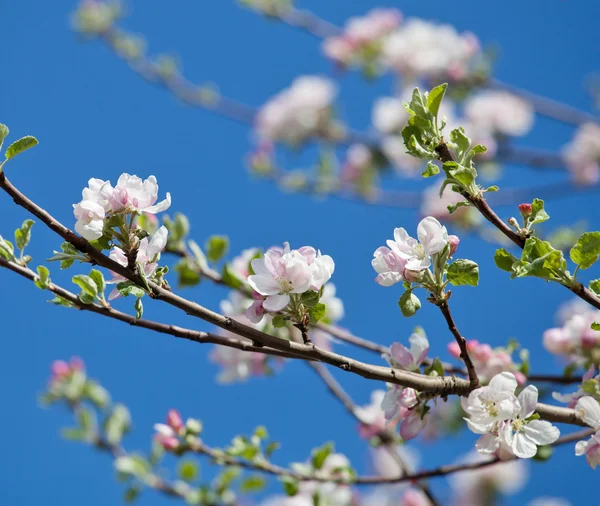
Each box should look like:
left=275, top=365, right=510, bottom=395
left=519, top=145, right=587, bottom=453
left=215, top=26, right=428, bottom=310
left=250, top=257, right=270, bottom=277
left=417, top=216, right=448, bottom=255
left=400, top=411, right=426, bottom=440
left=405, top=257, right=430, bottom=271
left=153, top=423, right=176, bottom=438
left=375, top=272, right=403, bottom=287
left=475, top=432, right=499, bottom=453
left=108, top=287, right=122, bottom=300
left=576, top=396, right=600, bottom=429
left=390, top=342, right=414, bottom=368
left=517, top=385, right=538, bottom=419
left=447, top=341, right=461, bottom=359
left=145, top=192, right=171, bottom=214
left=372, top=247, right=392, bottom=273
left=381, top=389, right=400, bottom=420
left=575, top=439, right=589, bottom=456
left=511, top=432, right=537, bottom=459
left=583, top=365, right=596, bottom=381
left=166, top=410, right=184, bottom=432
left=263, top=294, right=290, bottom=312
left=246, top=300, right=265, bottom=324
left=586, top=441, right=600, bottom=469
left=488, top=372, right=518, bottom=395
left=247, top=274, right=281, bottom=296
left=409, top=332, right=429, bottom=366
left=523, top=420, right=560, bottom=446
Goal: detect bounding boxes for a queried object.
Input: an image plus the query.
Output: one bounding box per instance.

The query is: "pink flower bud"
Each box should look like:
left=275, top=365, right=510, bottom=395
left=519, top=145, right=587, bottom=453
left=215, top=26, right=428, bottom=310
left=69, top=356, right=85, bottom=371
left=518, top=203, right=532, bottom=217
left=448, top=235, right=460, bottom=256
left=400, top=410, right=427, bottom=440
left=155, top=434, right=179, bottom=451
left=447, top=342, right=461, bottom=358
left=51, top=360, right=70, bottom=379
left=514, top=372, right=527, bottom=385
left=167, top=409, right=184, bottom=433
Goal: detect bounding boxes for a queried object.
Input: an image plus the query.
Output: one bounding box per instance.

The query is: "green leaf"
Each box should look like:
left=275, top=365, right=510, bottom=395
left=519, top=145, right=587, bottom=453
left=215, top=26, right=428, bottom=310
left=398, top=290, right=421, bottom=317
left=449, top=164, right=477, bottom=188
left=221, top=263, right=243, bottom=289
left=281, top=476, right=299, bottom=496
left=424, top=357, right=445, bottom=377
left=529, top=198, right=550, bottom=225
left=49, top=295, right=75, bottom=308
left=311, top=442, right=333, bottom=470
left=0, top=235, right=15, bottom=260
left=447, top=259, right=479, bottom=286
left=426, top=83, right=447, bottom=119
left=494, top=249, right=518, bottom=272
left=254, top=425, right=268, bottom=440
left=105, top=404, right=131, bottom=446
left=5, top=135, right=38, bottom=160
left=447, top=201, right=470, bottom=214
left=115, top=455, right=151, bottom=478
left=449, top=127, right=471, bottom=158
left=205, top=235, right=229, bottom=263
left=178, top=460, right=199, bottom=482
left=0, top=123, right=9, bottom=150
left=88, top=269, right=105, bottom=296
left=591, top=322, right=600, bottom=331
left=117, top=281, right=146, bottom=298
left=174, top=258, right=201, bottom=287
left=72, top=274, right=98, bottom=297
left=15, top=219, right=34, bottom=251
left=407, top=134, right=433, bottom=159
left=533, top=445, right=553, bottom=461
left=61, top=427, right=87, bottom=441
left=308, top=303, right=326, bottom=324
left=590, top=279, right=600, bottom=296
left=265, top=441, right=280, bottom=457
left=123, top=486, right=141, bottom=504
left=35, top=265, right=50, bottom=289
left=272, top=315, right=287, bottom=328
left=570, top=231, right=600, bottom=270
left=421, top=161, right=440, bottom=178
left=301, top=289, right=321, bottom=307
left=240, top=475, right=266, bottom=493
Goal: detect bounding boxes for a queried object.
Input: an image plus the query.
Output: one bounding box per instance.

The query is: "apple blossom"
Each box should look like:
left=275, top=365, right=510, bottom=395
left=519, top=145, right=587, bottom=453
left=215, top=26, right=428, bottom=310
left=448, top=339, right=525, bottom=384
left=372, top=217, right=449, bottom=287
left=247, top=242, right=334, bottom=316
left=355, top=390, right=388, bottom=438
left=322, top=9, right=401, bottom=68
left=256, top=76, right=337, bottom=144
left=296, top=453, right=354, bottom=506
left=574, top=396, right=600, bottom=469
left=382, top=18, right=480, bottom=81
left=73, top=199, right=106, bottom=241
left=106, top=226, right=168, bottom=299
left=464, top=373, right=560, bottom=459
left=380, top=384, right=425, bottom=440
left=563, top=122, right=600, bottom=184
left=153, top=409, right=185, bottom=450
left=450, top=451, right=527, bottom=505
left=386, top=331, right=429, bottom=371
left=109, top=173, right=171, bottom=215
left=464, top=91, right=534, bottom=137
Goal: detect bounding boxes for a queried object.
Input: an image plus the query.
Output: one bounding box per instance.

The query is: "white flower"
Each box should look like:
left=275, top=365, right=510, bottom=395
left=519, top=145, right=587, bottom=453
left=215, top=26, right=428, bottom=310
left=372, top=97, right=408, bottom=134
left=296, top=453, right=353, bottom=506
left=464, top=91, right=534, bottom=137
left=462, top=372, right=520, bottom=433
left=390, top=217, right=449, bottom=272
left=574, top=396, right=600, bottom=469
left=110, top=173, right=171, bottom=214
left=321, top=283, right=344, bottom=323
left=563, top=122, right=600, bottom=185
left=498, top=385, right=560, bottom=458
left=256, top=76, right=337, bottom=143
left=73, top=200, right=105, bottom=240
left=382, top=18, right=479, bottom=80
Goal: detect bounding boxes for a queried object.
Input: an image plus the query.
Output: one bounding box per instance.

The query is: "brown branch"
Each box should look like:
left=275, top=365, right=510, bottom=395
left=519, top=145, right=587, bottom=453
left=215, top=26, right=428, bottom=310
left=435, top=141, right=600, bottom=312
left=0, top=173, right=589, bottom=426
left=437, top=301, right=480, bottom=390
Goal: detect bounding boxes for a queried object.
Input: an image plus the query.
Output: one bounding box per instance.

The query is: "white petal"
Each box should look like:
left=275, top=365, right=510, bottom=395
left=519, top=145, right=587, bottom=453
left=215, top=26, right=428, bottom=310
left=511, top=432, right=537, bottom=458
left=523, top=420, right=560, bottom=445
left=517, top=385, right=538, bottom=419
left=145, top=192, right=171, bottom=214
left=263, top=294, right=290, bottom=312
left=375, top=272, right=403, bottom=287
left=475, top=433, right=499, bottom=453
left=575, top=439, right=589, bottom=456
left=465, top=418, right=490, bottom=434
left=75, top=218, right=104, bottom=241
left=247, top=275, right=281, bottom=296
left=488, top=372, right=518, bottom=395
left=576, top=396, right=600, bottom=429
left=408, top=332, right=429, bottom=366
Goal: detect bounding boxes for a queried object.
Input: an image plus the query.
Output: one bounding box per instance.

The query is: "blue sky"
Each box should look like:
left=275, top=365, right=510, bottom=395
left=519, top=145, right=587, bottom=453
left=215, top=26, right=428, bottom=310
left=1, top=1, right=599, bottom=504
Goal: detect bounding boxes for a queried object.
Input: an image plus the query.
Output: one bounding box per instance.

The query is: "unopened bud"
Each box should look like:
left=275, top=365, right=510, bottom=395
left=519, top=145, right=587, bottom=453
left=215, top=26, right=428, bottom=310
left=185, top=418, right=202, bottom=435
left=51, top=360, right=70, bottom=379
left=404, top=269, right=424, bottom=283
left=167, top=409, right=184, bottom=433
left=518, top=203, right=532, bottom=217
left=448, top=235, right=460, bottom=256
left=508, top=217, right=519, bottom=229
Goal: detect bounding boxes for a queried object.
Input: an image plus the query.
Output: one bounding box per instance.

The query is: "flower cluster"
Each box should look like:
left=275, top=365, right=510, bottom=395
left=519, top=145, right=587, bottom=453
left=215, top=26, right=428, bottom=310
left=372, top=216, right=453, bottom=286
left=574, top=396, right=600, bottom=469
left=247, top=242, right=334, bottom=323
left=563, top=122, right=600, bottom=184
left=73, top=174, right=171, bottom=241
left=256, top=76, right=338, bottom=144
left=107, top=226, right=168, bottom=299
left=464, top=91, right=535, bottom=137
left=382, top=18, right=480, bottom=81
left=322, top=9, right=401, bottom=69
left=385, top=330, right=430, bottom=372
left=448, top=339, right=526, bottom=384
left=153, top=409, right=202, bottom=451
left=543, top=299, right=600, bottom=368
left=463, top=372, right=560, bottom=459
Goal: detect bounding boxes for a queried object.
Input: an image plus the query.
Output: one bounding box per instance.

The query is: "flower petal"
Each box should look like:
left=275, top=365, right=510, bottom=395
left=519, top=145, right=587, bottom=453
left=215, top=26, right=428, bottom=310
left=523, top=420, right=560, bottom=446
left=517, top=385, right=538, bottom=419
left=263, top=294, right=290, bottom=312
left=488, top=372, right=518, bottom=395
